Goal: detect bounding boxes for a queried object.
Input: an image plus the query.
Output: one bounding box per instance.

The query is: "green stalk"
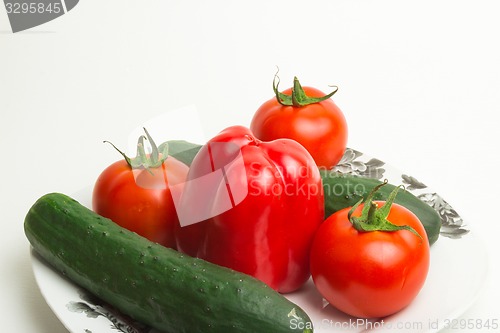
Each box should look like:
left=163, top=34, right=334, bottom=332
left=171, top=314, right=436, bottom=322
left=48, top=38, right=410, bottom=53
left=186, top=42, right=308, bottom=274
left=104, top=128, right=169, bottom=171
left=272, top=72, right=338, bottom=107
left=347, top=181, right=423, bottom=239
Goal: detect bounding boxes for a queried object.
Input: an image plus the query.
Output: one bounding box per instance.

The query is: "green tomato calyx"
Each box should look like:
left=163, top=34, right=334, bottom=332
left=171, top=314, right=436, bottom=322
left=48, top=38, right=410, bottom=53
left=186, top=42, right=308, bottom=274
left=104, top=128, right=169, bottom=171
left=348, top=181, right=423, bottom=239
left=273, top=72, right=338, bottom=107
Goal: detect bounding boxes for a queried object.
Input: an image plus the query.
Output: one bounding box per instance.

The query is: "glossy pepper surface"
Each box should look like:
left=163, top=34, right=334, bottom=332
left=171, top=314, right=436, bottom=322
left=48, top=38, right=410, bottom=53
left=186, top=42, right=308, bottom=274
left=174, top=125, right=324, bottom=293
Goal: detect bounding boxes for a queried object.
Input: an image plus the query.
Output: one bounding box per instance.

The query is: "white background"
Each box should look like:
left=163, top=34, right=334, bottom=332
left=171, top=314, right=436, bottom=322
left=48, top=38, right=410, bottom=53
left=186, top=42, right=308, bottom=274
left=1, top=0, right=499, bottom=332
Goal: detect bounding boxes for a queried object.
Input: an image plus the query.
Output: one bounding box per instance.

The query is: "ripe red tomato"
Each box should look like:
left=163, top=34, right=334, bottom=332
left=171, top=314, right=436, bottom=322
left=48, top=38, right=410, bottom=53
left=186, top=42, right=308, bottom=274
left=310, top=190, right=430, bottom=318
left=250, top=75, right=348, bottom=169
left=92, top=130, right=188, bottom=248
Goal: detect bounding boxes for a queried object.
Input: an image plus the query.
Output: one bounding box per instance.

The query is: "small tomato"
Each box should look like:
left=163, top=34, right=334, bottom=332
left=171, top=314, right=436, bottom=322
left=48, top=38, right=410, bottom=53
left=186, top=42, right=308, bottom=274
left=310, top=183, right=430, bottom=318
left=92, top=129, right=188, bottom=248
left=250, top=74, right=348, bottom=169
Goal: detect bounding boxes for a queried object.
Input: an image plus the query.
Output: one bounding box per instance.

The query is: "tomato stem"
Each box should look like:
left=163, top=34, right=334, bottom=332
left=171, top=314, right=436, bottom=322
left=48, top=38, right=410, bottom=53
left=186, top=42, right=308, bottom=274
left=348, top=182, right=423, bottom=239
left=273, top=71, right=338, bottom=107
left=104, top=128, right=169, bottom=171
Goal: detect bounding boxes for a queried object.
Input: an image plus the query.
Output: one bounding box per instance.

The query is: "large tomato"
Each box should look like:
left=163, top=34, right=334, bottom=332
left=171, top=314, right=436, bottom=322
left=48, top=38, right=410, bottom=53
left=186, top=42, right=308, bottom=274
left=250, top=74, right=348, bottom=169
left=92, top=129, right=188, bottom=248
left=310, top=184, right=430, bottom=318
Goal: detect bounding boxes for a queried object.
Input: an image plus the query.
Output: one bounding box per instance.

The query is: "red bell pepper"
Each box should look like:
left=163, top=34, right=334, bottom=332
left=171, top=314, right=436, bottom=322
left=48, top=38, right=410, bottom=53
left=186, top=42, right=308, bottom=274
left=174, top=125, right=324, bottom=293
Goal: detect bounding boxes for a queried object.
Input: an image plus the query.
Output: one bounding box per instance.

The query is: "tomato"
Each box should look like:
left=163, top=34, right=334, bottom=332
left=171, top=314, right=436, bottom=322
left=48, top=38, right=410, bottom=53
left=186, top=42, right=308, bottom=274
left=250, top=74, right=348, bottom=169
left=310, top=184, right=430, bottom=318
left=92, top=129, right=188, bottom=248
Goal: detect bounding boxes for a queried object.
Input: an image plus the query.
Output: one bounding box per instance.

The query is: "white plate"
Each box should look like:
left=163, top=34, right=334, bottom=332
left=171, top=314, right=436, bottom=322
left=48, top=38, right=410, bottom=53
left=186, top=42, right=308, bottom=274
left=30, top=148, right=488, bottom=333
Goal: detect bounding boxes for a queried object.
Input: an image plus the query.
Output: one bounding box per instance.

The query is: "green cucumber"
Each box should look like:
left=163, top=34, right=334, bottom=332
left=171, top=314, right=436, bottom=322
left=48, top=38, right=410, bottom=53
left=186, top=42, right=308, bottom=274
left=321, top=171, right=441, bottom=245
left=24, top=193, right=313, bottom=333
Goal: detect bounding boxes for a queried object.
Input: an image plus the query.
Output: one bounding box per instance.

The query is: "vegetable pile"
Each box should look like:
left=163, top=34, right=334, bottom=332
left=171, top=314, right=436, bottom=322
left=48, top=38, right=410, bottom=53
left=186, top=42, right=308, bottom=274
left=25, top=73, right=440, bottom=332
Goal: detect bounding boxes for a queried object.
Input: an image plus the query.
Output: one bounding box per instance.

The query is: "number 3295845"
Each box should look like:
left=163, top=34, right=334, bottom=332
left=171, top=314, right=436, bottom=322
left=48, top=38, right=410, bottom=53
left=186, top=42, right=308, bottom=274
left=5, top=2, right=62, bottom=14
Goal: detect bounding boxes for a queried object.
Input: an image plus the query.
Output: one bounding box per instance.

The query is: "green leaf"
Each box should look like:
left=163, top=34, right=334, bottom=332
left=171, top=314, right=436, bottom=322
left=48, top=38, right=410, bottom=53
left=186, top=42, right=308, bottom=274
left=165, top=140, right=202, bottom=166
